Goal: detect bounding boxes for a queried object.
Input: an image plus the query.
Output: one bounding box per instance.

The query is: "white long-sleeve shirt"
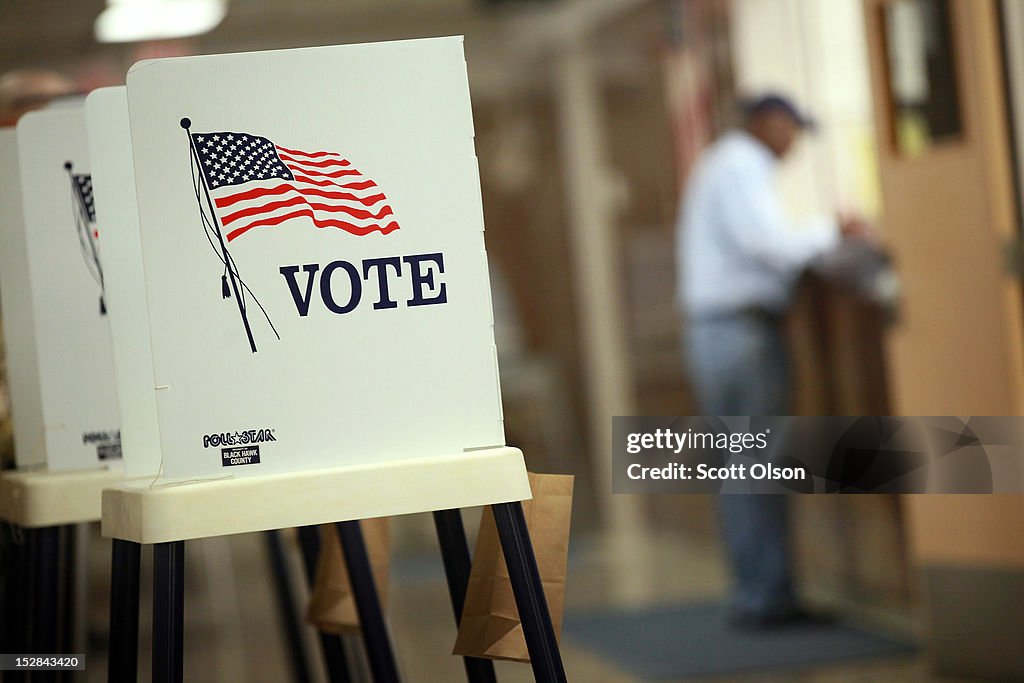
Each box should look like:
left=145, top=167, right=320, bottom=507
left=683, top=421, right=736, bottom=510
left=676, top=130, right=839, bottom=316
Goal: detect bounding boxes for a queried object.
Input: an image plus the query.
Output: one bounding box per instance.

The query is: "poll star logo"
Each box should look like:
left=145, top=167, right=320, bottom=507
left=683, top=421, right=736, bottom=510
left=65, top=162, right=106, bottom=316
left=181, top=117, right=405, bottom=353
left=202, top=428, right=276, bottom=448
left=82, top=429, right=121, bottom=462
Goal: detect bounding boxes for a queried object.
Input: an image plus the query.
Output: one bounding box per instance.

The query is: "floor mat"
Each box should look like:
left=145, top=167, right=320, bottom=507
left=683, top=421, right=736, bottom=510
left=565, top=601, right=917, bottom=679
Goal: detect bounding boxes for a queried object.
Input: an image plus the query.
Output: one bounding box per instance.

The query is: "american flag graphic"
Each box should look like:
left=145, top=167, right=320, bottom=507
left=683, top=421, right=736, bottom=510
left=66, top=162, right=105, bottom=315
left=190, top=131, right=400, bottom=242
left=73, top=173, right=96, bottom=223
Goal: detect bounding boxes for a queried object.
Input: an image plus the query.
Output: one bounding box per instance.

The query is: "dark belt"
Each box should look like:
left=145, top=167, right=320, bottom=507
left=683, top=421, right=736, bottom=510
left=691, top=306, right=786, bottom=326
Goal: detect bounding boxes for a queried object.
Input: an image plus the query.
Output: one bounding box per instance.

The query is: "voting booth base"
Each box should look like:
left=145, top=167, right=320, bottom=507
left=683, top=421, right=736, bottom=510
left=0, top=466, right=126, bottom=682
left=100, top=446, right=567, bottom=683
left=0, top=467, right=329, bottom=683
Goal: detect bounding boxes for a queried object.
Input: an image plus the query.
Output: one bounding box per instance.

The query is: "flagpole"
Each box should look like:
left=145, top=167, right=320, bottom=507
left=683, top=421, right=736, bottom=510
left=181, top=118, right=257, bottom=354
left=65, top=161, right=106, bottom=315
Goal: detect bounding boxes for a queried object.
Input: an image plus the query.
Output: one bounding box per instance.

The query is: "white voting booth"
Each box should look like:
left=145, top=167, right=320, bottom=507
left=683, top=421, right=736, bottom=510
left=101, top=35, right=531, bottom=534
left=85, top=87, right=162, bottom=480
left=0, top=108, right=124, bottom=529
left=94, top=38, right=561, bottom=683
left=0, top=108, right=128, bottom=670
left=12, top=107, right=120, bottom=470
left=0, top=128, right=42, bottom=470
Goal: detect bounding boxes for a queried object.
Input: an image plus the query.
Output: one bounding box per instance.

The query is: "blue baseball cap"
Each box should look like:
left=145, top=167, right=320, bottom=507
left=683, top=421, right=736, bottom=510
left=741, top=93, right=817, bottom=131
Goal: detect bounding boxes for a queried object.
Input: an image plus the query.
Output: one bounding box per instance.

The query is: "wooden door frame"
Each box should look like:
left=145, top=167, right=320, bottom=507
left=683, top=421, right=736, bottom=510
left=1000, top=0, right=1024, bottom=236
left=863, top=0, right=1024, bottom=415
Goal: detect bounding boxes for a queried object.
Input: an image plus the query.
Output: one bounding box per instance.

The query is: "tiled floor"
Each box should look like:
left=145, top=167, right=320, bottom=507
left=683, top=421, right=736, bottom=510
left=78, top=517, right=972, bottom=683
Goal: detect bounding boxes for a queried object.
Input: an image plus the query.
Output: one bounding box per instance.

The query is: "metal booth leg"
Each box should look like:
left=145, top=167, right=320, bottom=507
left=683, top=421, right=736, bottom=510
left=5, top=525, right=31, bottom=683
left=491, top=502, right=567, bottom=683
left=108, top=539, right=141, bottom=683
left=264, top=529, right=312, bottom=683
left=432, top=510, right=498, bottom=683
left=297, top=525, right=352, bottom=683
left=58, top=528, right=75, bottom=663
left=30, top=526, right=61, bottom=683
left=58, top=524, right=77, bottom=683
left=334, top=521, right=400, bottom=683
left=152, top=541, right=185, bottom=683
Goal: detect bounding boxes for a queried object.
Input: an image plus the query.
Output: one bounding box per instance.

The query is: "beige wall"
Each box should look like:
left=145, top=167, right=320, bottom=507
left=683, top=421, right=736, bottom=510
left=729, top=0, right=881, bottom=223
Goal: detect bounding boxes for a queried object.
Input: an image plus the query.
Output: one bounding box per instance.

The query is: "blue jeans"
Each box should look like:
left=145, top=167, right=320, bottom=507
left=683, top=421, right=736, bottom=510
left=685, top=313, right=796, bottom=618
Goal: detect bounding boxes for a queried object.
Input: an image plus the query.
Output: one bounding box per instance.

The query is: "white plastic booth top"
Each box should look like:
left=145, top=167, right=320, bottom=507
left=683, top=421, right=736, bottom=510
left=101, top=446, right=532, bottom=544
left=0, top=465, right=126, bottom=528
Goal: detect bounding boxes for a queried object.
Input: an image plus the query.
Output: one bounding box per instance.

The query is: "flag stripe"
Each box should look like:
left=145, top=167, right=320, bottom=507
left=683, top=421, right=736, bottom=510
left=291, top=174, right=377, bottom=190
left=284, top=159, right=356, bottom=175
left=273, top=145, right=341, bottom=160
left=277, top=153, right=351, bottom=169
left=284, top=165, right=362, bottom=180
left=226, top=208, right=399, bottom=241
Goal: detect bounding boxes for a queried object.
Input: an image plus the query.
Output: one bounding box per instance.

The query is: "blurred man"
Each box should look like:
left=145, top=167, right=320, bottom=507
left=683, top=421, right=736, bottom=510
left=676, top=94, right=867, bottom=629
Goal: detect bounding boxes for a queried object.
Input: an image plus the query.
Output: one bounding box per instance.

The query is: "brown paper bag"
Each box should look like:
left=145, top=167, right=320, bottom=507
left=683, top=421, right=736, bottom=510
left=306, top=517, right=391, bottom=634
left=452, top=472, right=574, bottom=662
